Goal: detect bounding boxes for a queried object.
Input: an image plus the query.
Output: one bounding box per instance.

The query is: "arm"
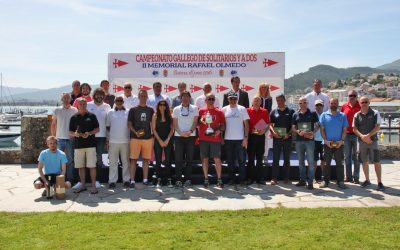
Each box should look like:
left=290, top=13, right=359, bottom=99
left=152, top=115, right=163, bottom=145
left=128, top=120, right=139, bottom=138
left=60, top=163, right=66, bottom=176
left=51, top=116, right=57, bottom=136
left=38, top=161, right=48, bottom=186
left=173, top=118, right=184, bottom=137
left=320, top=125, right=331, bottom=148
left=242, top=119, right=249, bottom=148
left=190, top=116, right=198, bottom=134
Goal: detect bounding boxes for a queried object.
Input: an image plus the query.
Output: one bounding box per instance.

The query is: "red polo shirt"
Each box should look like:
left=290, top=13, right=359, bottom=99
left=198, top=107, right=225, bottom=142
left=341, top=101, right=361, bottom=134
left=246, top=107, right=270, bottom=132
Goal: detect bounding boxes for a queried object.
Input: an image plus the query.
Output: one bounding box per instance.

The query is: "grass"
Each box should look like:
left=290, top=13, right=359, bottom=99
left=0, top=207, right=399, bottom=249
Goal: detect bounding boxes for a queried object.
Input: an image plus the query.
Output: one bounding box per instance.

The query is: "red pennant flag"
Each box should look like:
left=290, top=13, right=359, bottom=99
left=262, top=58, right=278, bottom=67
left=269, top=84, right=280, bottom=92
left=241, top=84, right=254, bottom=92
left=164, top=84, right=177, bottom=93
left=112, top=84, right=124, bottom=93
left=215, top=84, right=229, bottom=93
left=113, top=59, right=128, bottom=68
left=138, top=84, right=151, bottom=91
left=190, top=84, right=202, bottom=93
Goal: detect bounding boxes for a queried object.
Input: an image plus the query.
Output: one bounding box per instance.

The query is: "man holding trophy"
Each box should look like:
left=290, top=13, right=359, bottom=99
left=292, top=97, right=319, bottom=189
left=198, top=93, right=225, bottom=188
left=246, top=96, right=270, bottom=184
left=319, top=98, right=348, bottom=189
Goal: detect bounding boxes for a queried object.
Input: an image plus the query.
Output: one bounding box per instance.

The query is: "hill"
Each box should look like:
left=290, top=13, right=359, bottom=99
left=378, top=59, right=400, bottom=71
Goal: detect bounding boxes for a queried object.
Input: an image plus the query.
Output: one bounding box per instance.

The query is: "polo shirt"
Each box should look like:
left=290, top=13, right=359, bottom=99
left=246, top=107, right=270, bottom=132
left=69, top=112, right=99, bottom=148
left=269, top=107, right=295, bottom=137
left=319, top=110, right=348, bottom=141
left=198, top=107, right=225, bottom=142
left=38, top=149, right=67, bottom=175
left=305, top=91, right=329, bottom=112
left=87, top=102, right=111, bottom=137
left=353, top=108, right=382, bottom=141
left=292, top=109, right=319, bottom=141
left=72, top=95, right=92, bottom=108
left=106, top=109, right=130, bottom=143
left=341, top=101, right=361, bottom=134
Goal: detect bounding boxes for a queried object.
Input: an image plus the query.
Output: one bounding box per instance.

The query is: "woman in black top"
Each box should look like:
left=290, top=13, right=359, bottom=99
left=256, top=82, right=273, bottom=112
left=151, top=100, right=174, bottom=187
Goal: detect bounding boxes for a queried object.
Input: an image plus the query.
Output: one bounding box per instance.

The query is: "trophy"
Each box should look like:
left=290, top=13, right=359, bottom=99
left=205, top=111, right=214, bottom=136
left=331, top=142, right=338, bottom=148
left=137, top=129, right=145, bottom=137
left=55, top=175, right=66, bottom=200
left=46, top=175, right=54, bottom=199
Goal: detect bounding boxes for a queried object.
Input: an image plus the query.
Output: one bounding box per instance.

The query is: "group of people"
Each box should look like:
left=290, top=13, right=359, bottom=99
left=34, top=77, right=385, bottom=196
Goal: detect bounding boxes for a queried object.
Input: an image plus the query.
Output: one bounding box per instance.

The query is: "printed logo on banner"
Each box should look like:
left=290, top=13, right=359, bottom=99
left=164, top=84, right=177, bottom=93
left=216, top=84, right=229, bottom=93
left=113, top=59, right=128, bottom=68
left=190, top=84, right=202, bottom=93
left=163, top=70, right=168, bottom=77
left=113, top=84, right=124, bottom=93
left=241, top=84, right=254, bottom=92
left=219, top=69, right=224, bottom=77
left=262, top=59, right=278, bottom=67
left=138, top=84, right=151, bottom=91
left=270, top=84, right=280, bottom=91
left=152, top=71, right=159, bottom=77
left=230, top=70, right=238, bottom=76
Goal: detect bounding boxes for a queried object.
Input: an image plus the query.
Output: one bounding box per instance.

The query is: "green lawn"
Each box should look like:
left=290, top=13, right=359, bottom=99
left=1, top=208, right=399, bottom=249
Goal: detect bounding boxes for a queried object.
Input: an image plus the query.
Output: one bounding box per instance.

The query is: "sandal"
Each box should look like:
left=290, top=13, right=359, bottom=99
left=90, top=189, right=98, bottom=194
left=73, top=187, right=87, bottom=193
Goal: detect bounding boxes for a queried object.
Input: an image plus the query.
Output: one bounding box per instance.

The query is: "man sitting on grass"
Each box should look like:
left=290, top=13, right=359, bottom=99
left=33, top=136, right=71, bottom=196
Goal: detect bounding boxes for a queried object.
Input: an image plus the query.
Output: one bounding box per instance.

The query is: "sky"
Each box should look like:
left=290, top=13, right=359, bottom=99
left=0, top=0, right=399, bottom=89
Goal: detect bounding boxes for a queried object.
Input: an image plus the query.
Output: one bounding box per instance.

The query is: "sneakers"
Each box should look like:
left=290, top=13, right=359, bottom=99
left=361, top=180, right=371, bottom=188
left=109, top=183, right=116, bottom=189
left=184, top=180, right=192, bottom=187
left=307, top=183, right=314, bottom=190
left=143, top=180, right=150, bottom=186
left=167, top=179, right=173, bottom=188
left=337, top=182, right=348, bottom=189
left=295, top=180, right=306, bottom=187
left=353, top=178, right=360, bottom=184
left=377, top=182, right=386, bottom=191
left=175, top=181, right=183, bottom=188
left=156, top=178, right=161, bottom=188
left=319, top=181, right=329, bottom=188
left=129, top=182, right=135, bottom=189
left=123, top=181, right=130, bottom=188
left=217, top=179, right=224, bottom=188
left=95, top=181, right=101, bottom=188
left=72, top=182, right=81, bottom=190
left=271, top=179, right=278, bottom=185
left=203, top=179, right=209, bottom=188
left=344, top=177, right=353, bottom=183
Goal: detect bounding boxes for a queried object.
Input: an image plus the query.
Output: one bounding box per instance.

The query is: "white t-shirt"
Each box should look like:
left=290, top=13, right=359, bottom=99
left=172, top=104, right=199, bottom=137
left=222, top=105, right=250, bottom=140
left=120, top=94, right=139, bottom=110
left=305, top=91, right=330, bottom=112
left=106, top=109, right=130, bottom=144
left=87, top=102, right=111, bottom=137
left=195, top=94, right=221, bottom=109
left=53, top=106, right=78, bottom=139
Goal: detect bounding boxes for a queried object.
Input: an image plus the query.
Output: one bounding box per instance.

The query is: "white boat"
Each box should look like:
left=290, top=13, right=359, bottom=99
left=0, top=130, right=20, bottom=142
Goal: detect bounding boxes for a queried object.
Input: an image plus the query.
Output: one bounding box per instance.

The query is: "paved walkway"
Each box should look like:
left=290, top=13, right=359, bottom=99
left=0, top=160, right=399, bottom=212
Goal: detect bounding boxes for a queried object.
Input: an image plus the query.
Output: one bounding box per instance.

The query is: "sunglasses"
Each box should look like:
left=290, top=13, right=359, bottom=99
left=159, top=103, right=167, bottom=107
left=115, top=100, right=124, bottom=103
left=360, top=101, right=369, bottom=104
left=124, top=86, right=132, bottom=89
left=229, top=98, right=237, bottom=100
left=298, top=102, right=307, bottom=105
left=348, top=95, right=357, bottom=97
left=207, top=98, right=215, bottom=101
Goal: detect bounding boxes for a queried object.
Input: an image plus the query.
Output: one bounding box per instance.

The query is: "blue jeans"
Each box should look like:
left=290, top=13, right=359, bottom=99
left=344, top=134, right=360, bottom=180
left=57, top=138, right=74, bottom=182
left=295, top=140, right=315, bottom=184
left=95, top=137, right=106, bottom=168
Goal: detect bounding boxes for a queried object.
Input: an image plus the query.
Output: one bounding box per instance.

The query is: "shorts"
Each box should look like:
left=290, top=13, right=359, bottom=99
left=314, top=141, right=324, bottom=161
left=199, top=140, right=221, bottom=159
left=358, top=140, right=380, bottom=163
left=33, top=174, right=58, bottom=185
left=130, top=138, right=153, bottom=160
left=74, top=147, right=97, bottom=168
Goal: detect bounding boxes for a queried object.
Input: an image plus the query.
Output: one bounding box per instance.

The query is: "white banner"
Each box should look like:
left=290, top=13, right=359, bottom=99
left=108, top=52, right=285, bottom=106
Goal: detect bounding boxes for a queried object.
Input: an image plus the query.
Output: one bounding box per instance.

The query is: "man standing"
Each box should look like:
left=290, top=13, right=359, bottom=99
left=305, top=79, right=329, bottom=112
left=51, top=92, right=78, bottom=184
left=120, top=82, right=138, bottom=110
left=246, top=96, right=270, bottom=184
left=106, top=96, right=130, bottom=189
left=147, top=82, right=172, bottom=110
left=269, top=94, right=294, bottom=185
left=223, top=76, right=249, bottom=108
left=100, top=80, right=115, bottom=108
left=314, top=99, right=325, bottom=183
left=128, top=90, right=154, bottom=188
left=319, top=98, right=348, bottom=189
left=198, top=93, right=225, bottom=188
left=341, top=90, right=361, bottom=183
left=353, top=96, right=385, bottom=191
left=195, top=82, right=221, bottom=109
left=87, top=88, right=111, bottom=178
left=70, top=80, right=81, bottom=105
left=72, top=83, right=92, bottom=107
left=172, top=91, right=199, bottom=188
left=222, top=92, right=250, bottom=185
left=69, top=98, right=100, bottom=194
left=292, top=97, right=319, bottom=189
left=172, top=82, right=194, bottom=108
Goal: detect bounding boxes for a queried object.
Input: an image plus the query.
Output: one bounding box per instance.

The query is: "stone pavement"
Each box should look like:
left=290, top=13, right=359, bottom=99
left=0, top=160, right=399, bottom=212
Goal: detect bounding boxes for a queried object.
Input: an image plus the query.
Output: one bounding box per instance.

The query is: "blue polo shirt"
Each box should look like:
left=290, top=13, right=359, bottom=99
left=38, top=149, right=67, bottom=175
left=319, top=110, right=348, bottom=141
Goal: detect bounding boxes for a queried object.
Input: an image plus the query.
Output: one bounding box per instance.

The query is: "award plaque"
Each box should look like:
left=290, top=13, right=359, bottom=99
left=274, top=127, right=287, bottom=137
left=298, top=122, right=311, bottom=132
left=252, top=119, right=268, bottom=134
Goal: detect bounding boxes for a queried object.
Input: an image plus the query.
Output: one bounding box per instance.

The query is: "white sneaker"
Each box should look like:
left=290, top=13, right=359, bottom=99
left=95, top=181, right=101, bottom=188
left=72, top=182, right=81, bottom=190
